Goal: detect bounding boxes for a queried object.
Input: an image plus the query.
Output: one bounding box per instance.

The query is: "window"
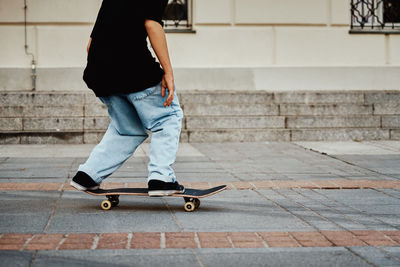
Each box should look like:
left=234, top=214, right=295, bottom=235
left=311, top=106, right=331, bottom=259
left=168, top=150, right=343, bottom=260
left=162, top=0, right=195, bottom=33
left=350, top=0, right=400, bottom=33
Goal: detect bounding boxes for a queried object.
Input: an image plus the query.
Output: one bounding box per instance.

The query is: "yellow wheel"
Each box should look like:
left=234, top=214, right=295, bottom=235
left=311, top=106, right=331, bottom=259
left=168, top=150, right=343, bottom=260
left=184, top=202, right=195, bottom=212
left=101, top=200, right=112, bottom=210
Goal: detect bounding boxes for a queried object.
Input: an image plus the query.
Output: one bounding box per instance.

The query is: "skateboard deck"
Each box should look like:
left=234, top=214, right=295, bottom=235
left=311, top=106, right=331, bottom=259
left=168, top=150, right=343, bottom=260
left=86, top=185, right=226, bottom=212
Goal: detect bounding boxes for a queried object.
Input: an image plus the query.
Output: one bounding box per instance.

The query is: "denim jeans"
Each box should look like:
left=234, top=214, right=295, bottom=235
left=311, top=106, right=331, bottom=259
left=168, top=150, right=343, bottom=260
left=78, top=81, right=184, bottom=185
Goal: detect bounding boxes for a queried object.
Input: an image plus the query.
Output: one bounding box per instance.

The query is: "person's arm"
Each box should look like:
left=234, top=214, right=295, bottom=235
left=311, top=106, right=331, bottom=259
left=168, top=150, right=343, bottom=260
left=87, top=37, right=92, bottom=53
left=145, top=19, right=174, bottom=107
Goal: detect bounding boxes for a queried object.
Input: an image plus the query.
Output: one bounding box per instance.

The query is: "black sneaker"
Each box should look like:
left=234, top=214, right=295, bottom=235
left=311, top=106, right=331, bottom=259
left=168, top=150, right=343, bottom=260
left=70, top=171, right=100, bottom=191
left=148, top=180, right=185, bottom=196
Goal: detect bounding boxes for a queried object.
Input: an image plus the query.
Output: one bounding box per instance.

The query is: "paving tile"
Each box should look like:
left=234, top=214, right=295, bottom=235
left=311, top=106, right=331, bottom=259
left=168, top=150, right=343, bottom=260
left=46, top=192, right=180, bottom=233
left=131, top=233, right=161, bottom=249
left=96, top=233, right=129, bottom=249
left=197, top=232, right=232, bottom=248
left=351, top=231, right=398, bottom=246
left=165, top=232, right=197, bottom=249
left=349, top=247, right=400, bottom=267
left=58, top=233, right=96, bottom=250
left=197, top=247, right=371, bottom=267
left=0, top=233, right=33, bottom=250
left=380, top=247, right=400, bottom=262
left=0, top=214, right=50, bottom=233
left=25, top=234, right=64, bottom=250
left=0, top=251, right=34, bottom=267
left=0, top=191, right=59, bottom=233
left=35, top=250, right=200, bottom=267
left=166, top=190, right=313, bottom=232
left=228, top=232, right=264, bottom=248
left=259, top=189, right=341, bottom=231
left=258, top=232, right=299, bottom=247
left=321, top=231, right=366, bottom=247
left=290, top=232, right=333, bottom=247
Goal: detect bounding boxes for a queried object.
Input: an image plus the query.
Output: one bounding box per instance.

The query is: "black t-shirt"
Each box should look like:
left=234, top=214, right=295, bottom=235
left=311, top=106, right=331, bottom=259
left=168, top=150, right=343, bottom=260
left=83, top=0, right=168, bottom=97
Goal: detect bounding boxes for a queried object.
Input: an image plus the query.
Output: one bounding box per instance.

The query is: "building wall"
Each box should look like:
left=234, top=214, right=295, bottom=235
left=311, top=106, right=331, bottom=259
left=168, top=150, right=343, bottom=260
left=0, top=0, right=399, bottom=92
left=1, top=0, right=399, bottom=68
left=1, top=0, right=400, bottom=143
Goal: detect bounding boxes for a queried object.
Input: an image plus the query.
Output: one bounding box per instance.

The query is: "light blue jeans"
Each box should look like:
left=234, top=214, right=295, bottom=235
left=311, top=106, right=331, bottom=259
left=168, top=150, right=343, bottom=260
left=78, top=81, right=184, bottom=185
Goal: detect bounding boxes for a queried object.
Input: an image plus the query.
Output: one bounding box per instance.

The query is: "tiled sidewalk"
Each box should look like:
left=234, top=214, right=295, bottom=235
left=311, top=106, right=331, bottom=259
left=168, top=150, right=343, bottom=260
left=1, top=179, right=400, bottom=191
left=1, top=142, right=400, bottom=266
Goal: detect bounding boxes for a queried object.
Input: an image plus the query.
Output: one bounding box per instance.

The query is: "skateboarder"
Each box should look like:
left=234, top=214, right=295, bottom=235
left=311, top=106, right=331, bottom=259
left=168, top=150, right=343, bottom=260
left=70, top=0, right=185, bottom=196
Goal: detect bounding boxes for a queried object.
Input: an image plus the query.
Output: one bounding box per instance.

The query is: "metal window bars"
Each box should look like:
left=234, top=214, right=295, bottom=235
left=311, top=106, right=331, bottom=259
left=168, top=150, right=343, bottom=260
left=350, top=0, right=400, bottom=33
left=162, top=0, right=194, bottom=33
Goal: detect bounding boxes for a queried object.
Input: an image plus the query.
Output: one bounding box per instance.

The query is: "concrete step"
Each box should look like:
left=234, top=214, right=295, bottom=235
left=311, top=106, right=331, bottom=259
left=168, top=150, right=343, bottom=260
left=183, top=103, right=279, bottom=116
left=185, top=128, right=393, bottom=142
left=183, top=103, right=375, bottom=116
left=180, top=91, right=273, bottom=104
left=286, top=115, right=381, bottom=128
left=186, top=116, right=285, bottom=129
left=1, top=128, right=398, bottom=144
left=1, top=90, right=400, bottom=143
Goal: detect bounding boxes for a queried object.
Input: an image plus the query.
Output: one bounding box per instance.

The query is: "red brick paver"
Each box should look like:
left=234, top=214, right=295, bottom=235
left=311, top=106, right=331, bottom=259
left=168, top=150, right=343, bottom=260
left=165, top=232, right=197, bottom=249
left=0, top=231, right=399, bottom=251
left=59, top=233, right=96, bottom=250
left=131, top=233, right=161, bottom=249
left=382, top=231, right=400, bottom=243
left=0, top=234, right=33, bottom=250
left=321, top=231, right=366, bottom=247
left=258, top=232, right=299, bottom=247
left=24, top=234, right=64, bottom=250
left=96, top=233, right=129, bottom=249
left=197, top=232, right=232, bottom=248
left=290, top=231, right=333, bottom=247
left=228, top=232, right=264, bottom=248
left=351, top=230, right=398, bottom=246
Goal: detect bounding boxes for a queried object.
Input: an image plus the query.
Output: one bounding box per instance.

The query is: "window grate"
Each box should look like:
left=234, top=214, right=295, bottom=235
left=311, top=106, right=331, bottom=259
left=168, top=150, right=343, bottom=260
left=350, top=0, right=400, bottom=33
left=162, top=0, right=195, bottom=33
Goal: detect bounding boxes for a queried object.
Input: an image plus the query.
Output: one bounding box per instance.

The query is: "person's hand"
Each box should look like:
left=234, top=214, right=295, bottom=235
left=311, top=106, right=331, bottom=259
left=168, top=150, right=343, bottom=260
left=86, top=37, right=92, bottom=53
left=161, top=73, right=174, bottom=107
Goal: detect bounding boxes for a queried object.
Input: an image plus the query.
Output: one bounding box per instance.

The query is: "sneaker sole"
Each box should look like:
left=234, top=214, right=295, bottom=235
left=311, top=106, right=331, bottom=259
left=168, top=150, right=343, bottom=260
left=70, top=181, right=99, bottom=191
left=148, top=189, right=185, bottom=197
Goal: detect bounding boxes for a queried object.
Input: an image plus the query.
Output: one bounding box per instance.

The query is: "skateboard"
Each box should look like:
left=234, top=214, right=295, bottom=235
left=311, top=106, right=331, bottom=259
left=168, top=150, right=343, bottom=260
left=85, top=185, right=226, bottom=212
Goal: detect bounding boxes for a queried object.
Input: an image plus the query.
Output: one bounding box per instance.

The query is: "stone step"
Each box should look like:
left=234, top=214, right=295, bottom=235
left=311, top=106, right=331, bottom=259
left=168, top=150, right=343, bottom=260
left=183, top=103, right=279, bottom=116
left=1, top=103, right=385, bottom=118
left=279, top=104, right=373, bottom=116
left=183, top=103, right=376, bottom=116
left=179, top=91, right=273, bottom=104
left=0, top=117, right=111, bottom=131
left=286, top=115, right=382, bottom=128
left=1, top=128, right=398, bottom=144
left=186, top=116, right=285, bottom=129
left=274, top=91, right=365, bottom=104
left=1, top=90, right=400, bottom=143
left=2, top=90, right=400, bottom=106
left=0, top=92, right=85, bottom=106
left=185, top=128, right=393, bottom=142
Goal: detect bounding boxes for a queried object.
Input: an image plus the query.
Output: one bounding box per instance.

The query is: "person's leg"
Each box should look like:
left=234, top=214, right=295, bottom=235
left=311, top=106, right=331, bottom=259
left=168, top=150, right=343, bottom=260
left=127, top=82, right=183, bottom=193
left=71, top=94, right=148, bottom=190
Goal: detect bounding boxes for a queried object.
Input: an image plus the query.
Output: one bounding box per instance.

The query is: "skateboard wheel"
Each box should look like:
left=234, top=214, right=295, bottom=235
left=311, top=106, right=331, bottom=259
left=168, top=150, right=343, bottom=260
left=101, top=200, right=112, bottom=210
left=194, top=198, right=200, bottom=209
left=184, top=202, right=195, bottom=212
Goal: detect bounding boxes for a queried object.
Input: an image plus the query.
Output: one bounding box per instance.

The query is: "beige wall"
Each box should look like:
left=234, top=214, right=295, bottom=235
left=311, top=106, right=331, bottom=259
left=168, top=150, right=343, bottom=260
left=0, top=0, right=399, bottom=68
